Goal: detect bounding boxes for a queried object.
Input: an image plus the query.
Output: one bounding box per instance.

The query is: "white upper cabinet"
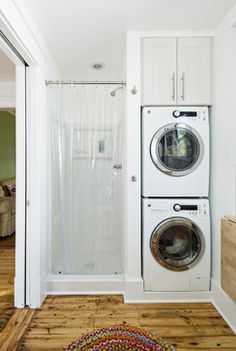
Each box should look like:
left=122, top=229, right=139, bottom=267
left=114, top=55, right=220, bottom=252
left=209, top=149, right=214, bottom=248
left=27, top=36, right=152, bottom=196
left=142, top=38, right=177, bottom=105
left=177, top=38, right=211, bottom=105
left=142, top=37, right=211, bottom=106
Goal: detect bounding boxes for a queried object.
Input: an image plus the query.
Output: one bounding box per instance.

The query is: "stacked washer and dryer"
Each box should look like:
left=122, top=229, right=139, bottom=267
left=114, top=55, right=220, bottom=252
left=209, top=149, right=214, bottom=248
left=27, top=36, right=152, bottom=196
left=141, top=107, right=211, bottom=292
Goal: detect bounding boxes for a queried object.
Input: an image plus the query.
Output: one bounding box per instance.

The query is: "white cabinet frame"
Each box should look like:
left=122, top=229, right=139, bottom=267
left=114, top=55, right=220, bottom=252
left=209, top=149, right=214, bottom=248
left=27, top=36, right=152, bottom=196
left=142, top=36, right=212, bottom=106
left=177, top=37, right=212, bottom=105
left=125, top=31, right=214, bottom=300
left=142, top=37, right=177, bottom=105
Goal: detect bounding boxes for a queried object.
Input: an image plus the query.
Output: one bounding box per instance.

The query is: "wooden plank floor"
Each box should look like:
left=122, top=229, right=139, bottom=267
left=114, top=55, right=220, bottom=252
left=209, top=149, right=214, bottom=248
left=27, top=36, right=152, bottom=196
left=0, top=308, right=35, bottom=351
left=21, top=295, right=236, bottom=350
left=0, top=234, right=15, bottom=332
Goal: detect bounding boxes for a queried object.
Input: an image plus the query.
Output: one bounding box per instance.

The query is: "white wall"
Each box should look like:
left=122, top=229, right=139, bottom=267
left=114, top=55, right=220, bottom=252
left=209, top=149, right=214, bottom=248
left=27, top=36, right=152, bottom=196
left=211, top=3, right=236, bottom=330
left=0, top=0, right=58, bottom=77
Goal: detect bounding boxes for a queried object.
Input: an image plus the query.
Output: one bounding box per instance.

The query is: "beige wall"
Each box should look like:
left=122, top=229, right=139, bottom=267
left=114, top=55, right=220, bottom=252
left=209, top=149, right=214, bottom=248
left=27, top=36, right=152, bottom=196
left=0, top=111, right=15, bottom=181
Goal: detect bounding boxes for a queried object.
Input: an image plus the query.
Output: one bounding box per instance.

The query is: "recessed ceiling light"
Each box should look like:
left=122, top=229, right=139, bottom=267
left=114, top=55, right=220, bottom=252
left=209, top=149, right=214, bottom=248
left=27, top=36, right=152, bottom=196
left=90, top=62, right=105, bottom=70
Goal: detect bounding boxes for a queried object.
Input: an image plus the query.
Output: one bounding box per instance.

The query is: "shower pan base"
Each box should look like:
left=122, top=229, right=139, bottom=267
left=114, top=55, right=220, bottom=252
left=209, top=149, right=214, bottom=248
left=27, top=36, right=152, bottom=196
left=46, top=274, right=125, bottom=295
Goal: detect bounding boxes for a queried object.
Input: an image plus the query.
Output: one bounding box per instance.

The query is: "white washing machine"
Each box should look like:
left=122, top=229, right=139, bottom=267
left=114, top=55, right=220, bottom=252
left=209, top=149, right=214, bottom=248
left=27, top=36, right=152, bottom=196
left=142, top=107, right=209, bottom=197
left=142, top=198, right=211, bottom=292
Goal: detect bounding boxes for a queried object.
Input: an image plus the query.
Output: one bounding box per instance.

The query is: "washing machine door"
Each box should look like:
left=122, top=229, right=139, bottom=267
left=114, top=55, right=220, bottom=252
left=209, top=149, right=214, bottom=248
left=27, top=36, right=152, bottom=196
left=150, top=217, right=205, bottom=271
left=150, top=123, right=204, bottom=176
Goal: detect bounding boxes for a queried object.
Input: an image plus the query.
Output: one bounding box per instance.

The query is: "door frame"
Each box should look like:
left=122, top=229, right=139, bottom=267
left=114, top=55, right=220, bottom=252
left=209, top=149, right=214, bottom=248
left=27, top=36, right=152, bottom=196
left=0, top=2, right=51, bottom=307
left=0, top=35, right=26, bottom=307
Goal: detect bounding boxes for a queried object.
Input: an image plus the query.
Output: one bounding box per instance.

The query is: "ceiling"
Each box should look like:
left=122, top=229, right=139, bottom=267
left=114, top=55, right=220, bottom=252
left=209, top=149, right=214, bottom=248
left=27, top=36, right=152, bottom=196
left=0, top=50, right=15, bottom=81
left=23, top=0, right=236, bottom=80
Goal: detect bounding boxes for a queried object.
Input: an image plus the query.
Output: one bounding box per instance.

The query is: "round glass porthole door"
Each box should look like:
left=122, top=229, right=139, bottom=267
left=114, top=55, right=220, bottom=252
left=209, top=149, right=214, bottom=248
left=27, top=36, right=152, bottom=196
left=150, top=123, right=204, bottom=176
left=150, top=218, right=204, bottom=272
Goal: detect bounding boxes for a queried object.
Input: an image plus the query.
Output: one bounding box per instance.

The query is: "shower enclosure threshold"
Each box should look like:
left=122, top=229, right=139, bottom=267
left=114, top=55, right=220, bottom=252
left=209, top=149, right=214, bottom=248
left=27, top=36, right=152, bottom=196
left=46, top=274, right=125, bottom=295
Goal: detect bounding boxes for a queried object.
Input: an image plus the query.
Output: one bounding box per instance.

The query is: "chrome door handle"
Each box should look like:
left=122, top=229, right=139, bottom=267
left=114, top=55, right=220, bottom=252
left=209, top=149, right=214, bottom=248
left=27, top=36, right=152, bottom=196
left=181, top=72, right=185, bottom=100
left=171, top=72, right=176, bottom=101
left=113, top=164, right=122, bottom=169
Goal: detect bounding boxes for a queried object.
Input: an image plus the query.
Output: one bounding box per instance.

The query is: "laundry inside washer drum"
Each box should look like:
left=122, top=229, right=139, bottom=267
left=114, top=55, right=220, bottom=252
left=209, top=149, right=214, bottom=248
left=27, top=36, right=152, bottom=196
left=158, top=225, right=199, bottom=262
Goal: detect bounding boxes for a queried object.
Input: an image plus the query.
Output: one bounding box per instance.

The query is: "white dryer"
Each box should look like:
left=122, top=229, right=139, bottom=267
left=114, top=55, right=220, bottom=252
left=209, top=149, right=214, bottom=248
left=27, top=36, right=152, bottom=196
left=142, top=198, right=211, bottom=292
left=141, top=107, right=209, bottom=197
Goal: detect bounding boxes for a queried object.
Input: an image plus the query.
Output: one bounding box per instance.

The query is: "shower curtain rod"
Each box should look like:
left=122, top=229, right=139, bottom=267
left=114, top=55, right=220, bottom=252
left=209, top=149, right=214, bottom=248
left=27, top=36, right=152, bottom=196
left=45, top=80, right=126, bottom=86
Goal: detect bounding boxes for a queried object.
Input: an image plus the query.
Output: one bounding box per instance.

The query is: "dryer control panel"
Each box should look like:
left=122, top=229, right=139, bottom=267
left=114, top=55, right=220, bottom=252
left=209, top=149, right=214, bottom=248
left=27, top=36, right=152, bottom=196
left=172, top=109, right=207, bottom=122
left=173, top=204, right=197, bottom=211
left=173, top=203, right=208, bottom=217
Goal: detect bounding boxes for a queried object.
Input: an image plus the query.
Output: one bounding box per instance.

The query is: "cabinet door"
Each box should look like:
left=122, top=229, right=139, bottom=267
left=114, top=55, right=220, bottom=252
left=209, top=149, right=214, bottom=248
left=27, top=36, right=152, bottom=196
left=177, top=38, right=211, bottom=105
left=142, top=38, right=177, bottom=105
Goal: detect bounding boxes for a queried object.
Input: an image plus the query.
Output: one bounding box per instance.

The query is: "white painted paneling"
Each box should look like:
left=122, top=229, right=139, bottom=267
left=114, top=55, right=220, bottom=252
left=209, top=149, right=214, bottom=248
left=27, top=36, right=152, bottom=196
left=211, top=3, right=236, bottom=330
left=177, top=37, right=211, bottom=105
left=126, top=32, right=142, bottom=280
left=26, top=66, right=49, bottom=307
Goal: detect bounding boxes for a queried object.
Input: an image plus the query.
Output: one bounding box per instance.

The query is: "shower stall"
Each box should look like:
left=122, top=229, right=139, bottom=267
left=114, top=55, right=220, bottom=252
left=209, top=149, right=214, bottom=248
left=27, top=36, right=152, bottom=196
left=47, top=82, right=125, bottom=292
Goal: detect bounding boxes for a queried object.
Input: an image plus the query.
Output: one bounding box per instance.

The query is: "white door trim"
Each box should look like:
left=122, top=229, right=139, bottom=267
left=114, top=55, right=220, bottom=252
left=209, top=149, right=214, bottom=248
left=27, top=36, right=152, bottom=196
left=15, top=65, right=26, bottom=307
left=0, top=35, right=26, bottom=308
left=0, top=1, right=59, bottom=308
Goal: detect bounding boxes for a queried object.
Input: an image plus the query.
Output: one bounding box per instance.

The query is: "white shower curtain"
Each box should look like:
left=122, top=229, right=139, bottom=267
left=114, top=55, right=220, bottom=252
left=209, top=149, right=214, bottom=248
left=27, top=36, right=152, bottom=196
left=48, top=84, right=125, bottom=275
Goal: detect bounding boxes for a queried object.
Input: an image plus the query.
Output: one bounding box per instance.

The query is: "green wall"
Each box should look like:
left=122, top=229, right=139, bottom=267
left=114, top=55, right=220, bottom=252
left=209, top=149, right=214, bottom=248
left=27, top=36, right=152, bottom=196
left=0, top=111, right=16, bottom=181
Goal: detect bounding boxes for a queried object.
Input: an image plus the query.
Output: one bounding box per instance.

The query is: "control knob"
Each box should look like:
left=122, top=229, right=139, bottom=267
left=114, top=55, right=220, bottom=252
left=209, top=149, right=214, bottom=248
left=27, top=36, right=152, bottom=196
left=173, top=204, right=181, bottom=212
left=173, top=110, right=181, bottom=118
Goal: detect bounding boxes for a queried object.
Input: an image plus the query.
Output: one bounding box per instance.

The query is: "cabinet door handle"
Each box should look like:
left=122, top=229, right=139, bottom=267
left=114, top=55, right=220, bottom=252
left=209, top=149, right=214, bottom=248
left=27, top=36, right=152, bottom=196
left=113, top=164, right=122, bottom=170
left=181, top=72, right=185, bottom=100
left=171, top=72, right=176, bottom=101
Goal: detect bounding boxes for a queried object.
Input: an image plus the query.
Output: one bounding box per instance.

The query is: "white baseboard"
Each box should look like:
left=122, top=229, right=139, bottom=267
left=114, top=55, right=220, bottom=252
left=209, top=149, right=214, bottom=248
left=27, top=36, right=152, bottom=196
left=124, top=279, right=212, bottom=303
left=39, top=270, right=48, bottom=306
left=211, top=279, right=236, bottom=334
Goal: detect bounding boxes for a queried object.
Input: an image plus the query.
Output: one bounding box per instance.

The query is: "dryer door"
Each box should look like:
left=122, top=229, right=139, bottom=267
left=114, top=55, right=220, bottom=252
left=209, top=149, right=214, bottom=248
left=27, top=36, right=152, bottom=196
left=150, top=123, right=204, bottom=177
left=150, top=217, right=205, bottom=271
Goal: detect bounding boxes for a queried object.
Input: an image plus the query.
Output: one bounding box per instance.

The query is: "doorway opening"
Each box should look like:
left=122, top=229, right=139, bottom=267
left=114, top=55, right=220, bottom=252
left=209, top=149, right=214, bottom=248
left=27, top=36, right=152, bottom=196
left=0, top=33, right=27, bottom=326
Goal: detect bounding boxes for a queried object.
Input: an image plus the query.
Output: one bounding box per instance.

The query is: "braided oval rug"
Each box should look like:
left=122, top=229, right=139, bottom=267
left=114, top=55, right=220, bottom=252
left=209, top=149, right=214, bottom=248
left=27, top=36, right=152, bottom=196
left=65, top=325, right=176, bottom=351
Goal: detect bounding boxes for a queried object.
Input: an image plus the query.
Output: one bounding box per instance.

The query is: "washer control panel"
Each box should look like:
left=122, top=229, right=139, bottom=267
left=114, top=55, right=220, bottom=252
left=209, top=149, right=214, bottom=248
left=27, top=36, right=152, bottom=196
left=173, top=110, right=197, bottom=118
left=173, top=110, right=181, bottom=118
left=172, top=109, right=207, bottom=122
left=146, top=201, right=209, bottom=217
